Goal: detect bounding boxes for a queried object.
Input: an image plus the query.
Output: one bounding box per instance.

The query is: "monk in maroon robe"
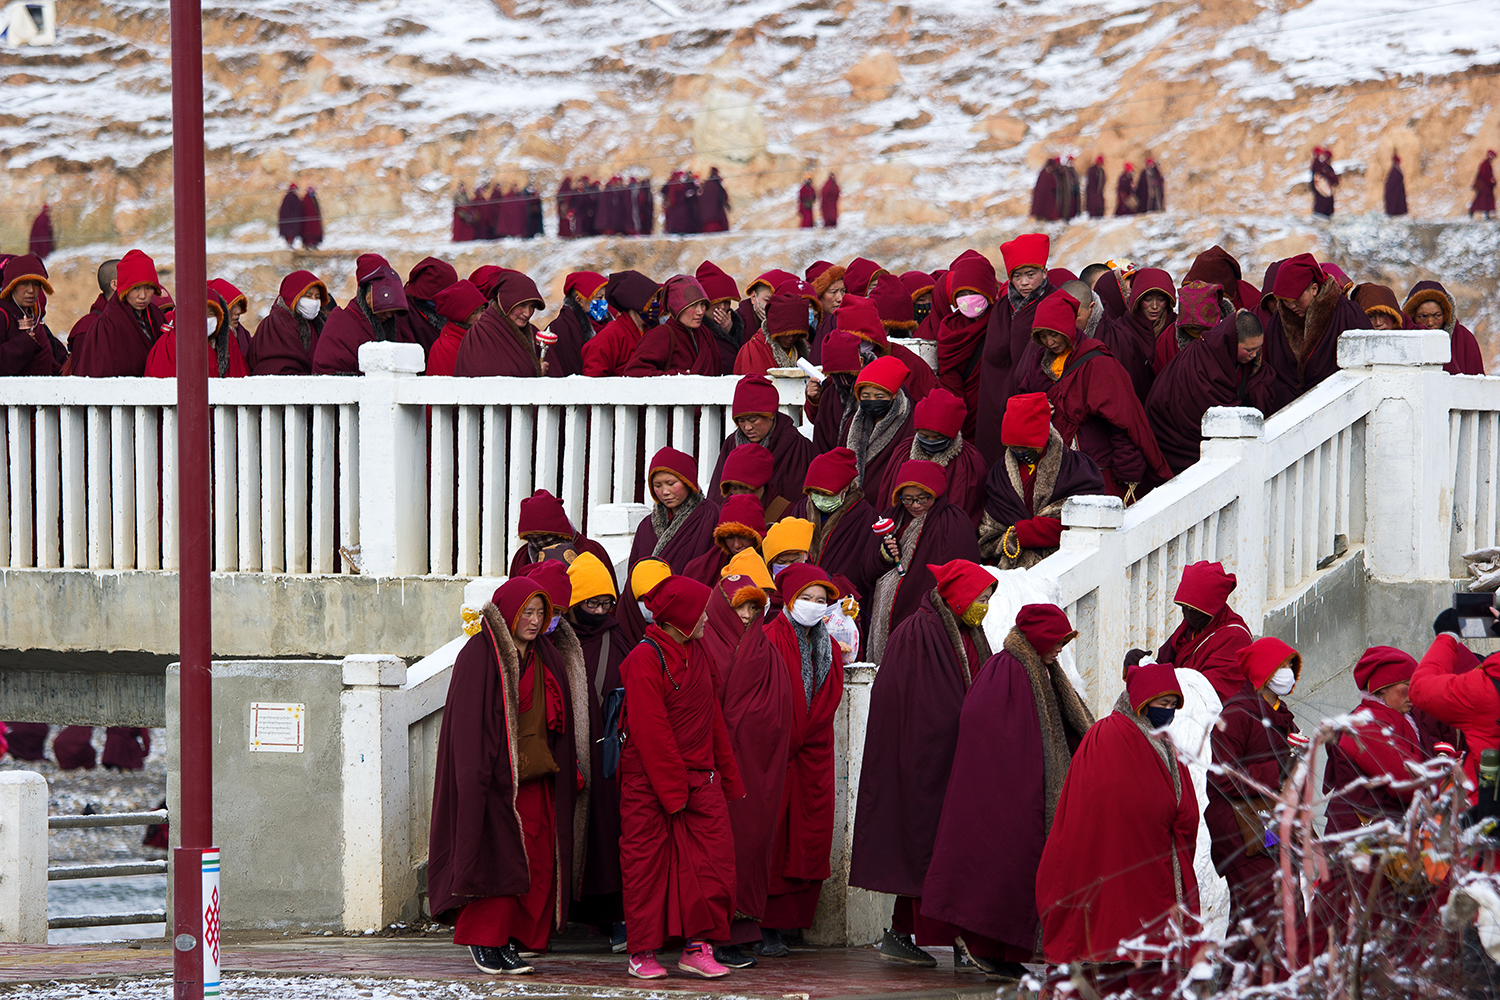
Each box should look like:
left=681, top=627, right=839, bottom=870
left=1085, top=157, right=1107, bottom=217
left=934, top=251, right=997, bottom=439
left=1311, top=147, right=1338, bottom=217
left=979, top=393, right=1105, bottom=569
left=4, top=723, right=49, bottom=761
left=696, top=261, right=746, bottom=373
left=312, top=254, right=413, bottom=375
left=1260, top=253, right=1366, bottom=406
left=797, top=177, right=816, bottom=228
left=820, top=174, right=839, bottom=227
left=428, top=577, right=589, bottom=975
left=249, top=271, right=330, bottom=375
left=922, top=604, right=1093, bottom=981
left=0, top=254, right=66, bottom=374
left=454, top=271, right=548, bottom=377
left=1385, top=153, right=1408, bottom=217
left=850, top=560, right=995, bottom=969
left=102, top=727, right=151, bottom=770
left=624, top=275, right=720, bottom=376
left=862, top=460, right=983, bottom=663
left=301, top=187, right=324, bottom=248
left=1151, top=280, right=1227, bottom=377
left=144, top=286, right=250, bottom=379
left=784, top=447, right=876, bottom=604
left=839, top=355, right=917, bottom=497
left=1099, top=266, right=1175, bottom=403
left=1115, top=164, right=1139, bottom=215
left=706, top=374, right=813, bottom=516
left=426, top=280, right=485, bottom=377
left=1030, top=160, right=1059, bottom=221
left=623, top=450, right=722, bottom=644
left=1472, top=150, right=1497, bottom=218
left=546, top=271, right=607, bottom=378
left=810, top=331, right=860, bottom=454
left=1016, top=289, right=1173, bottom=498
left=836, top=295, right=935, bottom=401
left=1403, top=280, right=1487, bottom=376
left=1037, top=662, right=1199, bottom=996
left=700, top=168, right=730, bottom=232
left=277, top=183, right=302, bottom=246
left=758, top=565, right=844, bottom=949
left=683, top=496, right=766, bottom=586
left=699, top=565, right=793, bottom=963
left=67, top=249, right=165, bottom=377
left=506, top=488, right=618, bottom=593
left=29, top=204, right=53, bottom=259
left=875, top=387, right=986, bottom=527
left=582, top=271, right=662, bottom=377
left=54, top=726, right=98, bottom=770
left=618, top=577, right=744, bottom=979
left=1183, top=245, right=1245, bottom=308
left=400, top=257, right=457, bottom=352
left=1147, top=311, right=1279, bottom=474
left=974, top=234, right=1055, bottom=462
left=1155, top=561, right=1253, bottom=701
left=734, top=289, right=809, bottom=375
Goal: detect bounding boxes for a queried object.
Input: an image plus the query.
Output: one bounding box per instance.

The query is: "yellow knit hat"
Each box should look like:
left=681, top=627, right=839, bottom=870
left=762, top=517, right=815, bottom=564
left=629, top=557, right=673, bottom=600
left=721, top=548, right=776, bottom=592
left=567, top=551, right=616, bottom=607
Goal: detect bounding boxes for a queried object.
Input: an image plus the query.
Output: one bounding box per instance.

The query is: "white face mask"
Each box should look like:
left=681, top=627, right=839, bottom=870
left=790, top=598, right=827, bottom=628
left=297, top=296, right=321, bottom=319
left=206, top=316, right=218, bottom=336
left=955, top=294, right=988, bottom=319
left=637, top=600, right=654, bottom=624
left=1266, top=667, right=1296, bottom=696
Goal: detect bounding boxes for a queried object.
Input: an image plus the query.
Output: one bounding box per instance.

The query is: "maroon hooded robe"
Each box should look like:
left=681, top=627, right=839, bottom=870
left=1100, top=267, right=1175, bottom=404
left=0, top=266, right=66, bottom=375
left=69, top=294, right=165, bottom=377
left=860, top=490, right=982, bottom=658
left=875, top=434, right=987, bottom=529
left=1029, top=164, right=1059, bottom=221
left=1385, top=158, right=1408, bottom=216
left=453, top=273, right=547, bottom=377
left=570, top=606, right=627, bottom=920
left=786, top=493, right=878, bottom=608
left=248, top=271, right=329, bottom=375
left=820, top=175, right=840, bottom=227
left=53, top=726, right=98, bottom=770
left=1146, top=313, right=1280, bottom=474
left=277, top=185, right=302, bottom=246
left=1405, top=280, right=1486, bottom=376
left=1261, top=276, right=1366, bottom=406
left=1153, top=564, right=1253, bottom=702
left=623, top=318, right=721, bottom=376
left=974, top=281, right=1056, bottom=463
left=707, top=414, right=815, bottom=515
left=301, top=189, right=324, bottom=248
left=29, top=206, right=54, bottom=259
left=1085, top=162, right=1107, bottom=218
left=840, top=390, right=918, bottom=497
left=102, top=727, right=151, bottom=770
left=4, top=723, right=49, bottom=761
left=1473, top=156, right=1497, bottom=214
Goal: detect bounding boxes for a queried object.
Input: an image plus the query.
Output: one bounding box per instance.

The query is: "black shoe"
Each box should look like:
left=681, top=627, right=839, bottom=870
left=753, top=928, right=790, bottom=958
left=469, top=942, right=533, bottom=975
left=610, top=921, right=628, bottom=954
left=985, top=961, right=1029, bottom=983
left=714, top=944, right=758, bottom=968
left=878, top=929, right=937, bottom=967
left=954, top=936, right=999, bottom=974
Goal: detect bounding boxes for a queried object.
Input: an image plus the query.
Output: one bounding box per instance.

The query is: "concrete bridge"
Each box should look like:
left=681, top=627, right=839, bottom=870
left=2, top=330, right=1497, bottom=944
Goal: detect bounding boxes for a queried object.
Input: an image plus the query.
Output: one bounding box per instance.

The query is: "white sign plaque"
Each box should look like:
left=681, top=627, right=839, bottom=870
left=249, top=702, right=305, bottom=753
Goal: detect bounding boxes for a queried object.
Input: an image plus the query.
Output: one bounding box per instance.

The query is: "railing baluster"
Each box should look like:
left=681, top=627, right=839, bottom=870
left=35, top=406, right=60, bottom=569
left=506, top=405, right=536, bottom=568
left=285, top=405, right=309, bottom=574
left=311, top=405, right=335, bottom=574
left=612, top=405, right=637, bottom=505
left=87, top=405, right=112, bottom=569
left=1484, top=413, right=1500, bottom=550
left=642, top=405, right=668, bottom=474
left=6, top=406, right=32, bottom=568
left=110, top=405, right=135, bottom=570
left=261, top=406, right=286, bottom=573
left=480, top=405, right=507, bottom=576
left=61, top=407, right=86, bottom=568
left=561, top=405, right=587, bottom=536
left=588, top=405, right=616, bottom=521
left=671, top=405, right=693, bottom=457
left=213, top=406, right=237, bottom=572
left=429, top=405, right=455, bottom=576
left=535, top=405, right=561, bottom=498
left=135, top=406, right=160, bottom=571
left=339, top=403, right=359, bottom=572
left=238, top=406, right=261, bottom=572
left=161, top=407, right=178, bottom=571
left=456, top=406, right=481, bottom=576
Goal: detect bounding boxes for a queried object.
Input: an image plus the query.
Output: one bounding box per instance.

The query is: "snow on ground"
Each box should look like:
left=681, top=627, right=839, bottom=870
left=0, top=974, right=709, bottom=998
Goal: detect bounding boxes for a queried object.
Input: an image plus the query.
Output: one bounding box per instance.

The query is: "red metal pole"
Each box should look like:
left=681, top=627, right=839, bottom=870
left=170, top=0, right=212, bottom=996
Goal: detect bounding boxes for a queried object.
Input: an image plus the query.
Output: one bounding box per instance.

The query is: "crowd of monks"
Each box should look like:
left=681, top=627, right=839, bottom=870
left=1031, top=156, right=1167, bottom=220
left=798, top=174, right=841, bottom=228
left=1, top=225, right=1495, bottom=991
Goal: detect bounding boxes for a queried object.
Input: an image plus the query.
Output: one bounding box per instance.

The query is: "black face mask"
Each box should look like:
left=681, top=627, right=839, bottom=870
left=859, top=398, right=893, bottom=420
left=1145, top=705, right=1176, bottom=729
left=916, top=434, right=951, bottom=454
left=572, top=608, right=609, bottom=630
left=1010, top=447, right=1039, bottom=465
left=913, top=300, right=931, bottom=323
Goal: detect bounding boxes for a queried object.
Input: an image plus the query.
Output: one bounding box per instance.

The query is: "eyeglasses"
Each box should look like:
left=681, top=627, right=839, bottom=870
left=899, top=493, right=933, bottom=507
left=580, top=598, right=616, bottom=613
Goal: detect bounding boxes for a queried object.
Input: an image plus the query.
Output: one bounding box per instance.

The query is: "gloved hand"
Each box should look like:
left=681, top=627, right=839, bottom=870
left=1435, top=607, right=1461, bottom=637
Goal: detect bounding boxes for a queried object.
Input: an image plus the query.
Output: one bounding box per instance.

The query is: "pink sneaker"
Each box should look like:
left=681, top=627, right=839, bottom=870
left=678, top=942, right=730, bottom=978
left=628, top=951, right=667, bottom=980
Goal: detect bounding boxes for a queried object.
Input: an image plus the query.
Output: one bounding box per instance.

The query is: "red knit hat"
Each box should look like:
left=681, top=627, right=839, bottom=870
left=1001, top=393, right=1051, bottom=448
left=853, top=355, right=908, bottom=395
left=720, top=443, right=774, bottom=492
left=116, top=249, right=162, bottom=297
left=766, top=291, right=809, bottom=340
left=695, top=261, right=740, bottom=303
left=1126, top=662, right=1183, bottom=713
left=1015, top=603, right=1076, bottom=655
left=1031, top=289, right=1080, bottom=337
left=715, top=494, right=767, bottom=545
left=889, top=459, right=946, bottom=504
left=434, top=280, right=486, bottom=323
left=913, top=387, right=965, bottom=438
left=0, top=254, right=53, bottom=298
left=1000, top=233, right=1049, bottom=276
left=645, top=576, right=712, bottom=635
left=747, top=269, right=798, bottom=295
left=844, top=257, right=888, bottom=296
left=869, top=273, right=916, bottom=332
left=807, top=261, right=847, bottom=298
left=563, top=270, right=608, bottom=301
left=664, top=274, right=709, bottom=317
left=1272, top=253, right=1325, bottom=300
left=776, top=562, right=839, bottom=605
left=803, top=447, right=858, bottom=495
left=648, top=447, right=700, bottom=494
left=405, top=257, right=458, bottom=300
left=468, top=265, right=504, bottom=300
left=733, top=374, right=779, bottom=418
left=899, top=271, right=935, bottom=300
left=1237, top=636, right=1301, bottom=689
left=520, top=560, right=572, bottom=615
left=821, top=331, right=863, bottom=375
left=929, top=559, right=994, bottom=616
left=516, top=489, right=577, bottom=539
left=947, top=252, right=998, bottom=302
left=1174, top=561, right=1236, bottom=617
left=1352, top=646, right=1417, bottom=694
left=835, top=296, right=887, bottom=345
left=207, top=278, right=245, bottom=313
left=492, top=576, right=552, bottom=633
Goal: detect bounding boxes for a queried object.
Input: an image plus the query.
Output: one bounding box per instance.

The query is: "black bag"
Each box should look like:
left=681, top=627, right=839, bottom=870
left=597, top=638, right=677, bottom=780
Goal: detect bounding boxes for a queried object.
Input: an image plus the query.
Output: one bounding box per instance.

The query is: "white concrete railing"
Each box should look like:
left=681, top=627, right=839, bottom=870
left=0, top=344, right=806, bottom=578
left=1031, top=329, right=1498, bottom=714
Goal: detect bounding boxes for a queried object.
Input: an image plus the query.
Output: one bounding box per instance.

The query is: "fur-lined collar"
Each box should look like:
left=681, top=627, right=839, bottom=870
left=931, top=586, right=991, bottom=687
left=906, top=430, right=965, bottom=467
left=846, top=389, right=913, bottom=483
left=1275, top=278, right=1340, bottom=372
left=1002, top=625, right=1094, bottom=833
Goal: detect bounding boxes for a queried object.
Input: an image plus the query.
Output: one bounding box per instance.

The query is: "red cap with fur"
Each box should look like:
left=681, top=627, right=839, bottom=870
left=564, top=271, right=608, bottom=301
left=844, top=257, right=888, bottom=296
left=1001, top=392, right=1051, bottom=449
left=747, top=269, right=798, bottom=295
left=721, top=443, right=774, bottom=492
left=695, top=261, right=740, bottom=303
left=492, top=576, right=552, bottom=633
left=899, top=271, right=935, bottom=301
left=1000, top=233, right=1049, bottom=276
left=1353, top=646, right=1417, bottom=694
left=821, top=331, right=863, bottom=375
left=207, top=278, right=245, bottom=313
left=853, top=355, right=908, bottom=395
left=116, top=249, right=162, bottom=298
left=1237, top=636, right=1301, bottom=689
left=516, top=489, right=577, bottom=539
left=1126, top=662, right=1182, bottom=713
left=649, top=447, right=700, bottom=495
left=947, top=251, right=998, bottom=303
left=807, top=261, right=847, bottom=298
left=0, top=254, right=53, bottom=299
left=869, top=273, right=916, bottom=332
left=1015, top=603, right=1076, bottom=655
left=804, top=447, right=859, bottom=495
left=889, top=459, right=946, bottom=504
left=913, top=387, right=965, bottom=438
left=646, top=577, right=712, bottom=634
left=835, top=296, right=887, bottom=344
left=278, top=270, right=327, bottom=308
left=733, top=374, right=779, bottom=418
left=715, top=494, right=767, bottom=545
left=766, top=291, right=809, bottom=340
left=776, top=562, right=839, bottom=605
left=1272, top=253, right=1325, bottom=301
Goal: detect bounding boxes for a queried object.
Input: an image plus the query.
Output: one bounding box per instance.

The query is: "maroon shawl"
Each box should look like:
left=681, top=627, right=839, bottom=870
left=974, top=284, right=1052, bottom=463
left=69, top=295, right=164, bottom=377
left=0, top=297, right=65, bottom=375
left=707, top=413, right=814, bottom=512
left=454, top=303, right=543, bottom=377
left=313, top=300, right=415, bottom=375
left=860, top=496, right=982, bottom=644
left=1261, top=281, right=1365, bottom=406
left=571, top=610, right=627, bottom=899
left=788, top=494, right=878, bottom=607
left=623, top=318, right=720, bottom=376
left=875, top=435, right=988, bottom=528
left=249, top=301, right=325, bottom=375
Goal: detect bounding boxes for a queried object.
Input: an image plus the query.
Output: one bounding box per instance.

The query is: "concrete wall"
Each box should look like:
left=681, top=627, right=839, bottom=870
left=167, top=660, right=346, bottom=933
left=0, top=569, right=468, bottom=660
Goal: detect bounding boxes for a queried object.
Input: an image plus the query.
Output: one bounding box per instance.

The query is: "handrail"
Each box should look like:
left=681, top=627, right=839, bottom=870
left=48, top=910, right=166, bottom=929
left=49, top=809, right=168, bottom=829
left=49, top=860, right=168, bottom=880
